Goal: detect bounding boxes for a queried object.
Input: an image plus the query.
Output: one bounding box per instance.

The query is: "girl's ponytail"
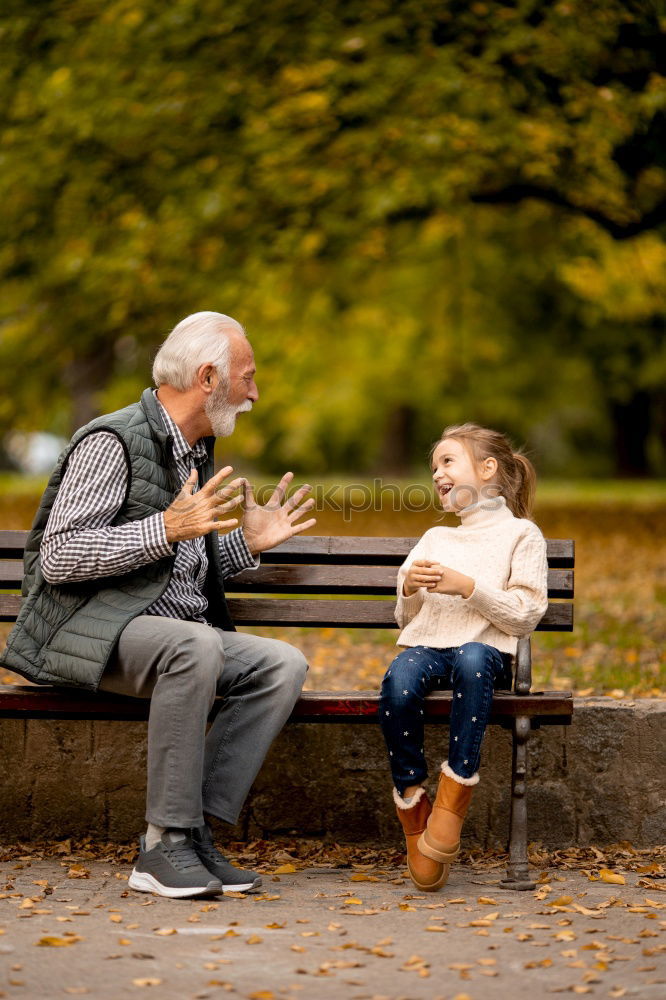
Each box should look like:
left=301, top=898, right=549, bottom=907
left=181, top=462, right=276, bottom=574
left=511, top=452, right=537, bottom=520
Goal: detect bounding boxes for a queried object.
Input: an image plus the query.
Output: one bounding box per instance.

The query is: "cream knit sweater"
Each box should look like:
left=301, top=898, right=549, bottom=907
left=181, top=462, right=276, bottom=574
left=395, top=496, right=549, bottom=655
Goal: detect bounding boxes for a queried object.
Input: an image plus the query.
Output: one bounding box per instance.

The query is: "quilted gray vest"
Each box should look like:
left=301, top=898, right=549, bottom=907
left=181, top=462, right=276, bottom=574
left=1, top=388, right=234, bottom=691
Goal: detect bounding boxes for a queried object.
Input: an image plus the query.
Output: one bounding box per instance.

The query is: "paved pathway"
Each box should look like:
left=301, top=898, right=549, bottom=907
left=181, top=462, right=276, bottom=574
left=1, top=857, right=665, bottom=999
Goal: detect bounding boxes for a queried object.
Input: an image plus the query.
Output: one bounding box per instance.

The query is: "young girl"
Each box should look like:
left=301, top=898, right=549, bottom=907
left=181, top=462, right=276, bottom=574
left=380, top=422, right=548, bottom=892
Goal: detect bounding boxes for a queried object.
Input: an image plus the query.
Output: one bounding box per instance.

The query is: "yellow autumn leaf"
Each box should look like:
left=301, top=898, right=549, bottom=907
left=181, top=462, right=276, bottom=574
left=154, top=928, right=177, bottom=936
left=36, top=935, right=83, bottom=947
left=249, top=992, right=275, bottom=1000
left=67, top=866, right=90, bottom=879
left=350, top=874, right=379, bottom=882
left=477, top=897, right=498, bottom=905
left=599, top=869, right=625, bottom=884
left=272, top=864, right=296, bottom=874
left=343, top=898, right=363, bottom=905
left=426, top=925, right=448, bottom=932
left=109, top=914, right=123, bottom=923
left=132, top=979, right=162, bottom=988
left=551, top=896, right=574, bottom=906
left=246, top=935, right=263, bottom=944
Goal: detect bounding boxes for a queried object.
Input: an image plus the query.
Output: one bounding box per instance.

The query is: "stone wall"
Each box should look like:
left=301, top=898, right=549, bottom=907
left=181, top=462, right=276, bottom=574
left=1, top=699, right=664, bottom=847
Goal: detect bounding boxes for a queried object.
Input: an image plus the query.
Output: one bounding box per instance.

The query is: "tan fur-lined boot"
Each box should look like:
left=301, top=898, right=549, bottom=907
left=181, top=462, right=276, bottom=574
left=417, top=762, right=477, bottom=865
left=394, top=787, right=449, bottom=892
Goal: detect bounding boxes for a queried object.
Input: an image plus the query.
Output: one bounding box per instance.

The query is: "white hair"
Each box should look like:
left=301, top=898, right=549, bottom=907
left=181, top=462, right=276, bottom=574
left=152, top=311, right=246, bottom=391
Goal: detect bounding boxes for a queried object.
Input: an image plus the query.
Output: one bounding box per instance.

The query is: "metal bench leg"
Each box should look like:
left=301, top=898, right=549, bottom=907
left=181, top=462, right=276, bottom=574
left=500, top=715, right=536, bottom=890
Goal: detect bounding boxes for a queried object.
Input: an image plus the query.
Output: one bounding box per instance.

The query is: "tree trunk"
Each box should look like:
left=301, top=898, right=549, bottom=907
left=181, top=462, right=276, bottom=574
left=608, top=391, right=653, bottom=477
left=379, top=404, right=417, bottom=475
left=63, top=345, right=115, bottom=433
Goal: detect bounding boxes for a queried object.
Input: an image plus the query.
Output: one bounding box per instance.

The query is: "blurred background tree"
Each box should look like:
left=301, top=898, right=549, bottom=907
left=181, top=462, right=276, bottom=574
left=0, top=0, right=664, bottom=475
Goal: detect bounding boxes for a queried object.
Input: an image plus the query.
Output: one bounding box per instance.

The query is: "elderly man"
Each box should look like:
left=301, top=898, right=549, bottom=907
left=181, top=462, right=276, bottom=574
left=1, top=312, right=315, bottom=898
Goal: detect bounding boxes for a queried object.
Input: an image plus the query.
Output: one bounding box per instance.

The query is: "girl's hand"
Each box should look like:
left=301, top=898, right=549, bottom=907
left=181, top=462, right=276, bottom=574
left=426, top=563, right=475, bottom=599
left=402, top=560, right=445, bottom=596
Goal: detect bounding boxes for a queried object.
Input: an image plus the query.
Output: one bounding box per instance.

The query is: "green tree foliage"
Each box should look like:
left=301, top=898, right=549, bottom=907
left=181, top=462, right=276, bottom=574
left=0, top=0, right=664, bottom=473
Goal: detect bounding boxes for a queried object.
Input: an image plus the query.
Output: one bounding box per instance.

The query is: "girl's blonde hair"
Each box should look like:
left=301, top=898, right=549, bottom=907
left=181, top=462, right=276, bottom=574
left=437, top=422, right=537, bottom=519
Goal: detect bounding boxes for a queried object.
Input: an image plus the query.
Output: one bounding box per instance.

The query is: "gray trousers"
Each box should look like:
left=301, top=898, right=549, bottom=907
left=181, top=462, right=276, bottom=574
left=98, top=616, right=308, bottom=829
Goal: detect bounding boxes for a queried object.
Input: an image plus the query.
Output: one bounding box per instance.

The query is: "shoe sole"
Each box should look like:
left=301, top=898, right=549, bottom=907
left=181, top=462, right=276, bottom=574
left=128, top=869, right=223, bottom=898
left=407, top=858, right=450, bottom=892
left=222, top=876, right=262, bottom=892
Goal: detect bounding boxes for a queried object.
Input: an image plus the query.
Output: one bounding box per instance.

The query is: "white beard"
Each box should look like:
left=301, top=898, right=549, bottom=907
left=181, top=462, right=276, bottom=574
left=205, top=384, right=253, bottom=438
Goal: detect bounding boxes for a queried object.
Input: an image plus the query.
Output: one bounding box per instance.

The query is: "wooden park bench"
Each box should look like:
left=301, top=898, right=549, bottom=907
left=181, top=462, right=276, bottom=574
left=0, top=529, right=574, bottom=890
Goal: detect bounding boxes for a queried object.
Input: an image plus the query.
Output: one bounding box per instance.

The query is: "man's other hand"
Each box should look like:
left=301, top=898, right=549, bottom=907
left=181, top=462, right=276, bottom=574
left=241, top=473, right=316, bottom=555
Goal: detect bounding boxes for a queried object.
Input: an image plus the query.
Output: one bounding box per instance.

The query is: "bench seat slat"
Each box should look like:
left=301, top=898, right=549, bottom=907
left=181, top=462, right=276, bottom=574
left=0, top=684, right=573, bottom=724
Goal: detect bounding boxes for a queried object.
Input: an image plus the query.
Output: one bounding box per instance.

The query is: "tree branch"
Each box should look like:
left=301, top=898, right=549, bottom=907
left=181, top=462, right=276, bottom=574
left=470, top=184, right=666, bottom=240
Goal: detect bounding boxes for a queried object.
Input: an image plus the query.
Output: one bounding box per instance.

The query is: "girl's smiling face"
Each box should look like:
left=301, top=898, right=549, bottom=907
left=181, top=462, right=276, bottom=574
left=431, top=437, right=497, bottom=513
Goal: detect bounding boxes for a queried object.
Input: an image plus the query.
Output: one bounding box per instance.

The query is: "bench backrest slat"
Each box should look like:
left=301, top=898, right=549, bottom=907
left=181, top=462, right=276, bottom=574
left=0, top=559, right=574, bottom=598
left=225, top=597, right=573, bottom=630
left=0, top=531, right=575, bottom=566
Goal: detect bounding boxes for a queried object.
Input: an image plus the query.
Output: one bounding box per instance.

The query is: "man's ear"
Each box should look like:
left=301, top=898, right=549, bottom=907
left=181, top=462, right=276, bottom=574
left=197, top=364, right=216, bottom=391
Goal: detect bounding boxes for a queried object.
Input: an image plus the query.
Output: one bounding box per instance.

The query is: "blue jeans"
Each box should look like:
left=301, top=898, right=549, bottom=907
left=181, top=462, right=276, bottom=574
left=379, top=642, right=512, bottom=795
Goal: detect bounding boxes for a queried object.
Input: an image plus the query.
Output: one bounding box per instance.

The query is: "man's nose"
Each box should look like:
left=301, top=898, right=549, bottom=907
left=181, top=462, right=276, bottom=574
left=248, top=381, right=259, bottom=403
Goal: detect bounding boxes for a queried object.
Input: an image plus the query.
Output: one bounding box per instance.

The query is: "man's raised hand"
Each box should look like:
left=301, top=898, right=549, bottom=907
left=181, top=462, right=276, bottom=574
left=241, top=472, right=316, bottom=555
left=163, top=466, right=245, bottom=543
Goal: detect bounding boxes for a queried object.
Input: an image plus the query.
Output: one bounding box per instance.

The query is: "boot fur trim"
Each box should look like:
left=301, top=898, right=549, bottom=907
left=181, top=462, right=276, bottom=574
left=441, top=760, right=479, bottom=786
left=393, top=786, right=427, bottom=810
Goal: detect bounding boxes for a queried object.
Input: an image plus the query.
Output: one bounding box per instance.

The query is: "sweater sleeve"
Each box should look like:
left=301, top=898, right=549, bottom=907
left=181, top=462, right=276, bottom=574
left=462, top=524, right=549, bottom=637
left=394, top=535, right=430, bottom=629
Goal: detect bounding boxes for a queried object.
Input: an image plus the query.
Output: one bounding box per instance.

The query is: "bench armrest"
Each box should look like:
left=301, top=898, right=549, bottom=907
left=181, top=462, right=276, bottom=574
left=514, top=636, right=532, bottom=695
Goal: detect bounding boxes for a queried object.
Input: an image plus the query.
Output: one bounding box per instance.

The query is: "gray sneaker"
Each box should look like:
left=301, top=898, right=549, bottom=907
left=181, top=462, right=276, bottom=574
left=191, top=824, right=262, bottom=892
left=129, top=830, right=224, bottom=898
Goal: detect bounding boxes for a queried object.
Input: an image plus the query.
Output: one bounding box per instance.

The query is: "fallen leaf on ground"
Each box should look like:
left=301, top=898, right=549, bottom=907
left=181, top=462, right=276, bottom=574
left=36, top=935, right=83, bottom=947
left=599, top=869, right=626, bottom=885
left=66, top=866, right=90, bottom=879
